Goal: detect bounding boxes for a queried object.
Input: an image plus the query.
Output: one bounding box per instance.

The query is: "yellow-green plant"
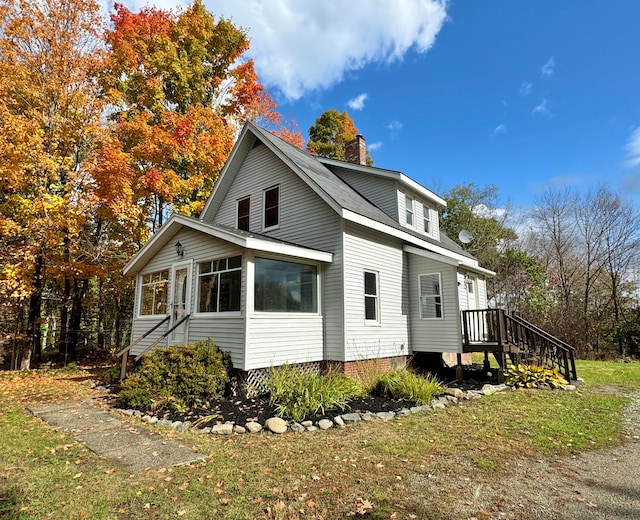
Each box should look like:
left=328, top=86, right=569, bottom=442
left=504, top=364, right=568, bottom=389
left=371, top=368, right=444, bottom=405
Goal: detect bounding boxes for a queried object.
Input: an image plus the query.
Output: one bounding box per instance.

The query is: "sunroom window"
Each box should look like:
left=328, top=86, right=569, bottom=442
left=140, top=270, right=169, bottom=315
left=254, top=257, right=317, bottom=313
left=198, top=256, right=242, bottom=313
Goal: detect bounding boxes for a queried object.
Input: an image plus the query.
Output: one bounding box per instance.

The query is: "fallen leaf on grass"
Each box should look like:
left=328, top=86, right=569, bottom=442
left=219, top=498, right=232, bottom=505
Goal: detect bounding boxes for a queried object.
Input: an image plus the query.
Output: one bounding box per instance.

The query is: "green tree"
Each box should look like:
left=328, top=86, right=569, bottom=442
left=307, top=109, right=373, bottom=164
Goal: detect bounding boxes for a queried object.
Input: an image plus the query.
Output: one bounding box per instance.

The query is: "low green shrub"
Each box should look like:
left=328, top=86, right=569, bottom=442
left=265, top=364, right=365, bottom=422
left=101, top=365, right=121, bottom=381
left=370, top=368, right=444, bottom=405
left=119, top=340, right=232, bottom=413
left=504, top=364, right=568, bottom=389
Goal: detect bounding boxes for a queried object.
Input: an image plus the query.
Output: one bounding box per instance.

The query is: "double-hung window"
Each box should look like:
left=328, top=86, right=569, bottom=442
left=419, top=273, right=443, bottom=319
left=254, top=257, right=317, bottom=312
left=423, top=206, right=431, bottom=234
left=364, top=270, right=379, bottom=323
left=263, top=186, right=279, bottom=229
left=140, top=270, right=169, bottom=315
left=237, top=197, right=250, bottom=231
left=405, top=195, right=414, bottom=227
left=197, top=256, right=242, bottom=313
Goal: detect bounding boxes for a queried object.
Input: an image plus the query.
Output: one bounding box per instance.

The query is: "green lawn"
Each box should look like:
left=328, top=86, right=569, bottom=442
left=0, top=359, right=638, bottom=519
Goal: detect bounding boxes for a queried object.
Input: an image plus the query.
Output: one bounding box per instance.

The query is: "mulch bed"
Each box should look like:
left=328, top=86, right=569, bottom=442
left=110, top=393, right=421, bottom=427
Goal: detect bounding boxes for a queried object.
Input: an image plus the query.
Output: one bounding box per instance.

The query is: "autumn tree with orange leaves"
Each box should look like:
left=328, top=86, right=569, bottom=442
left=0, top=0, right=302, bottom=369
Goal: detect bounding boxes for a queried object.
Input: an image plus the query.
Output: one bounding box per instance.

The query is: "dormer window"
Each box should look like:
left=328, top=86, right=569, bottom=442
left=405, top=195, right=414, bottom=227
left=237, top=196, right=250, bottom=231
left=423, top=206, right=431, bottom=234
left=263, top=185, right=279, bottom=230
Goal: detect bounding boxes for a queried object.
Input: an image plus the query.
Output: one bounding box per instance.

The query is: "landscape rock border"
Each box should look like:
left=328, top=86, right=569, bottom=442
left=116, top=383, right=577, bottom=436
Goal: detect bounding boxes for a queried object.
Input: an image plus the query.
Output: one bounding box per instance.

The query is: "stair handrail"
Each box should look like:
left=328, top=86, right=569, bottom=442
left=506, top=313, right=577, bottom=381
left=134, top=313, right=191, bottom=361
left=116, top=315, right=170, bottom=358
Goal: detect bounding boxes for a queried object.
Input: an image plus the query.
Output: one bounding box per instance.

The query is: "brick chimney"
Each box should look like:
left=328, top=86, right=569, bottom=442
left=345, top=134, right=367, bottom=165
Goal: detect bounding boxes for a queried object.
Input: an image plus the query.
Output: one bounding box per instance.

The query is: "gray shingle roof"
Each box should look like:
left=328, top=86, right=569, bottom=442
left=249, top=123, right=476, bottom=261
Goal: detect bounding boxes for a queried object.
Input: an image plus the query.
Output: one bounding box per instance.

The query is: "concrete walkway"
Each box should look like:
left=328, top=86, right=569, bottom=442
left=28, top=399, right=206, bottom=474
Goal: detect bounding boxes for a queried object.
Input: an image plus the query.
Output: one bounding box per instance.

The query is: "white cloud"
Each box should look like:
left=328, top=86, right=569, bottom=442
left=368, top=141, right=383, bottom=151
left=518, top=82, right=532, bottom=96
left=541, top=56, right=556, bottom=77
left=492, top=124, right=507, bottom=137
left=532, top=98, right=551, bottom=117
left=625, top=128, right=640, bottom=167
left=112, top=1, right=448, bottom=100
left=387, top=120, right=403, bottom=130
left=347, top=93, right=368, bottom=111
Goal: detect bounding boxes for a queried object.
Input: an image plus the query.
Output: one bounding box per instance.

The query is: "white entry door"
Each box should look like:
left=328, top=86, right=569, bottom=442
left=465, top=275, right=479, bottom=311
left=170, top=262, right=191, bottom=344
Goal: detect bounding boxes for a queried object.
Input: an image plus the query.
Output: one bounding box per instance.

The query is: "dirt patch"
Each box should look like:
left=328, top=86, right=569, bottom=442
left=410, top=393, right=640, bottom=520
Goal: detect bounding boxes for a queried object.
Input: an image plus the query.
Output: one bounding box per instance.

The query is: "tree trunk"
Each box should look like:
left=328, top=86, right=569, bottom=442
left=97, top=277, right=105, bottom=351
left=67, top=278, right=89, bottom=359
left=25, top=252, right=45, bottom=368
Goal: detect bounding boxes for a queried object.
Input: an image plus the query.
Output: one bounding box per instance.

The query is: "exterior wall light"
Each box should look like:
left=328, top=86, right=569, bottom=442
left=175, top=241, right=184, bottom=256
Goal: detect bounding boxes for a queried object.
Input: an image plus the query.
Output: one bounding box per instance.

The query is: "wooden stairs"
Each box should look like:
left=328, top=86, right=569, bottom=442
left=461, top=309, right=578, bottom=383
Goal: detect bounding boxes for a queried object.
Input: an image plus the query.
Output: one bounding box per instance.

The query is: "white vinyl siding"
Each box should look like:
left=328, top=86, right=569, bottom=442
left=129, top=228, right=246, bottom=368
left=408, top=253, right=462, bottom=353
left=208, top=143, right=345, bottom=361
left=244, top=315, right=324, bottom=370
left=343, top=222, right=409, bottom=361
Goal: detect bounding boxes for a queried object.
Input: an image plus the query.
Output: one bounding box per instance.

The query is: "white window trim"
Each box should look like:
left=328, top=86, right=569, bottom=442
left=419, top=272, right=444, bottom=320
left=262, top=185, right=280, bottom=231
left=236, top=196, right=250, bottom=231
left=168, top=260, right=193, bottom=344
left=364, top=269, right=380, bottom=325
left=252, top=254, right=321, bottom=315
left=405, top=194, right=415, bottom=228
left=194, top=255, right=243, bottom=316
left=423, top=205, right=431, bottom=235
left=137, top=269, right=170, bottom=319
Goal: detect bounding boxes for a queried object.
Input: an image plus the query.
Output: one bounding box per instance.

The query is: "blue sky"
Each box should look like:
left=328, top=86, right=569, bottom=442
left=115, top=1, right=640, bottom=211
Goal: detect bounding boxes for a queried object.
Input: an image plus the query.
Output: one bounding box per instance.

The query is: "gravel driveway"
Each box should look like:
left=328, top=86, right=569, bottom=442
left=415, top=392, right=640, bottom=520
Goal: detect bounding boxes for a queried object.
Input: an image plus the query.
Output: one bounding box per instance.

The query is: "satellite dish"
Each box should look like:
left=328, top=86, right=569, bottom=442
left=458, top=230, right=473, bottom=244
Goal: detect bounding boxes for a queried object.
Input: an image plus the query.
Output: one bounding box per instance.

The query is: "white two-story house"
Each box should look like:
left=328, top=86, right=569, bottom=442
left=122, top=122, right=494, bottom=375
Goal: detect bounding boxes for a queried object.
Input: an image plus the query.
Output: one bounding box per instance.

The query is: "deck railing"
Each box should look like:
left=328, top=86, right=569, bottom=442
left=461, top=309, right=577, bottom=382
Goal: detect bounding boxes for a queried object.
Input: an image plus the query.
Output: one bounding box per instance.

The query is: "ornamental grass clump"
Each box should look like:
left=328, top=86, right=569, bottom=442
left=119, top=340, right=233, bottom=413
left=504, top=364, right=568, bottom=389
left=265, top=364, right=365, bottom=422
left=370, top=368, right=444, bottom=405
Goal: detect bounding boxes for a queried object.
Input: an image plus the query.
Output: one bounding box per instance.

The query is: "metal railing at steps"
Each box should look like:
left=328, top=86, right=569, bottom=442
left=461, top=308, right=577, bottom=382
left=117, top=314, right=190, bottom=381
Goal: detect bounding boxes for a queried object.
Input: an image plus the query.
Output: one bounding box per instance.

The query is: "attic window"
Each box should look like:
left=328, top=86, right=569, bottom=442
left=405, top=195, right=414, bottom=227
left=237, top=197, right=250, bottom=231
left=263, top=185, right=279, bottom=229
left=423, top=206, right=431, bottom=234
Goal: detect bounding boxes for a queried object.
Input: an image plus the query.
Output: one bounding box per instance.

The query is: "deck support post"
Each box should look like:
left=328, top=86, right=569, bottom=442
left=455, top=353, right=464, bottom=382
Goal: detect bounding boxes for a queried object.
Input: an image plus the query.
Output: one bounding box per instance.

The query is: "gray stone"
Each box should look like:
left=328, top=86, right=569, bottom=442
left=195, top=427, right=211, bottom=434
left=265, top=417, right=288, bottom=434
left=334, top=415, right=345, bottom=427
left=410, top=406, right=422, bottom=414
left=233, top=425, right=246, bottom=434
left=341, top=413, right=362, bottom=423
left=122, top=409, right=135, bottom=416
left=432, top=401, right=446, bottom=409
left=564, top=384, right=577, bottom=391
left=376, top=411, right=396, bottom=420
left=211, top=423, right=234, bottom=435
left=148, top=416, right=158, bottom=424
left=397, top=408, right=411, bottom=416
left=301, top=420, right=313, bottom=427
left=159, top=419, right=173, bottom=427
left=141, top=415, right=151, bottom=422
left=493, top=384, right=508, bottom=392
left=438, top=397, right=450, bottom=405
left=361, top=412, right=376, bottom=421
left=306, top=425, right=318, bottom=431
left=419, top=405, right=432, bottom=412
left=445, top=388, right=464, bottom=399
left=177, top=421, right=191, bottom=432
left=318, top=419, right=333, bottom=430
left=481, top=384, right=497, bottom=395
left=171, top=421, right=183, bottom=429
left=133, top=410, right=142, bottom=417
left=245, top=421, right=262, bottom=434
left=290, top=422, right=305, bottom=433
